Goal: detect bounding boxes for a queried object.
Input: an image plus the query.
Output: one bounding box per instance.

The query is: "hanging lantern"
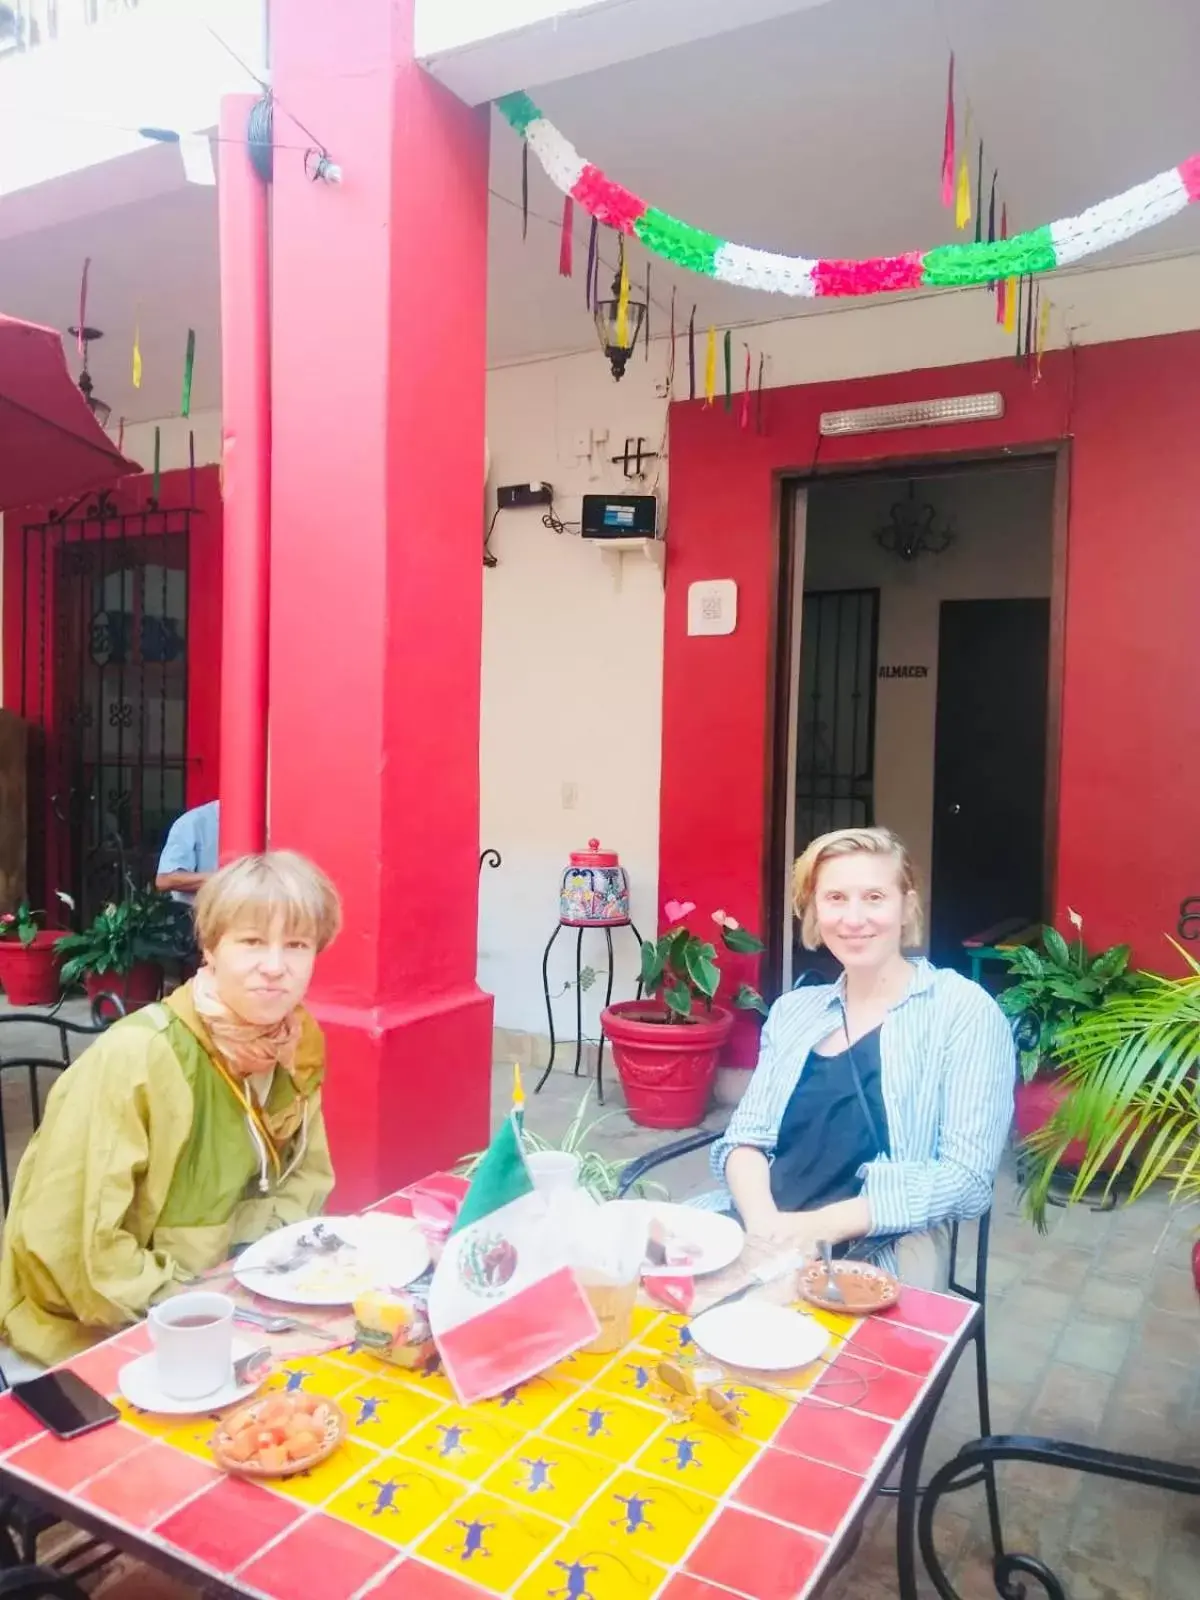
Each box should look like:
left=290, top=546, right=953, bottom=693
left=68, top=325, right=112, bottom=428
left=592, top=270, right=647, bottom=382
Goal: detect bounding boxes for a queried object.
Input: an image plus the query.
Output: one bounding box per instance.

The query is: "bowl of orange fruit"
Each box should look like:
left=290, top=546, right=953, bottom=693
left=212, top=1390, right=345, bottom=1478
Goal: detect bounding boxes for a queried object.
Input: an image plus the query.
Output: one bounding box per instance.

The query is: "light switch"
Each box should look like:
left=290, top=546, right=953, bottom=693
left=687, top=579, right=738, bottom=637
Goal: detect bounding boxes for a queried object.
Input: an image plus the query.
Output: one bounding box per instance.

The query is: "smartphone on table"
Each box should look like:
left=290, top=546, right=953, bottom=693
left=12, top=1370, right=119, bottom=1439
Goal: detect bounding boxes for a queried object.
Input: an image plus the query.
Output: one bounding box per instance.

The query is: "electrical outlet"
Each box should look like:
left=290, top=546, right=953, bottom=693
left=561, top=781, right=579, bottom=810
left=497, top=482, right=554, bottom=510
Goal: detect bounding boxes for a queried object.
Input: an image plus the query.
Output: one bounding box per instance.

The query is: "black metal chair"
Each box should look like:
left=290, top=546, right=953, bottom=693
left=0, top=993, right=126, bottom=1215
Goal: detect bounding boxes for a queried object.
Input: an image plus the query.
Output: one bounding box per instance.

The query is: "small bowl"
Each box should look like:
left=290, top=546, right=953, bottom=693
left=798, top=1259, right=900, bottom=1315
left=212, top=1394, right=346, bottom=1479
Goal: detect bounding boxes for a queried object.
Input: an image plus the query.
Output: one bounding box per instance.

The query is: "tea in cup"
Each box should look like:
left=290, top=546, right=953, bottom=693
left=149, top=1291, right=235, bottom=1400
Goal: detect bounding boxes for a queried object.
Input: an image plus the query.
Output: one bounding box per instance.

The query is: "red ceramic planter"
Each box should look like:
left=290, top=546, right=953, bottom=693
left=83, top=962, right=162, bottom=1011
left=601, top=1000, right=734, bottom=1129
left=0, top=932, right=62, bottom=1007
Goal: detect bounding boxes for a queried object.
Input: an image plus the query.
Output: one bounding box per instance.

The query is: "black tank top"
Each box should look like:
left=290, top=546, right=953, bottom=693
left=768, top=1025, right=889, bottom=1213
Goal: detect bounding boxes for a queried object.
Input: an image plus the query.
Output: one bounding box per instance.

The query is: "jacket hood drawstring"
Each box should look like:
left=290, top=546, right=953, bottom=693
left=239, top=1084, right=310, bottom=1195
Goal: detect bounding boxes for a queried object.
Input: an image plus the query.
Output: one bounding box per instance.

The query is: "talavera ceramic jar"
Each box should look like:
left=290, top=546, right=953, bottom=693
left=558, top=840, right=630, bottom=927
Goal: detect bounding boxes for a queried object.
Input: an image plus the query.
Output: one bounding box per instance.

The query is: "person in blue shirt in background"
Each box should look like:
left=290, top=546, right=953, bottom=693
left=156, top=800, right=220, bottom=905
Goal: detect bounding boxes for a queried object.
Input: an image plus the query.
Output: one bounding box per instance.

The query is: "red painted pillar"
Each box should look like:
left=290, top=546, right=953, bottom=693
left=267, top=0, right=493, bottom=1206
left=216, top=93, right=270, bottom=860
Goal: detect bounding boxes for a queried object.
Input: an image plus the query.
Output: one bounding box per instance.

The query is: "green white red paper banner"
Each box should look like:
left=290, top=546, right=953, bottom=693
left=498, top=91, right=1200, bottom=299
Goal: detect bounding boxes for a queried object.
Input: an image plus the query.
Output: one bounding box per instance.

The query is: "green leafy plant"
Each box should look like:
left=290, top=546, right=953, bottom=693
left=997, top=917, right=1141, bottom=1082
left=0, top=892, right=73, bottom=948
left=640, top=906, right=768, bottom=1022
left=457, top=1091, right=666, bottom=1201
left=55, top=885, right=181, bottom=987
left=1022, top=941, right=1200, bottom=1228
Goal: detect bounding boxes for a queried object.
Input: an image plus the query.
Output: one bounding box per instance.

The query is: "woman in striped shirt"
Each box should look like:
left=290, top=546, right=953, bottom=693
left=712, top=827, right=1015, bottom=1288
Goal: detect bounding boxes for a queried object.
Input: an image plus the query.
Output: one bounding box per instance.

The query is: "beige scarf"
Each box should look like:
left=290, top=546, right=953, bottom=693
left=191, top=966, right=302, bottom=1081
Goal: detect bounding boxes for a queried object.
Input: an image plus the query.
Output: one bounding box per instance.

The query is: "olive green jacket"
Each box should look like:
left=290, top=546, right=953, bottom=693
left=0, top=984, right=333, bottom=1366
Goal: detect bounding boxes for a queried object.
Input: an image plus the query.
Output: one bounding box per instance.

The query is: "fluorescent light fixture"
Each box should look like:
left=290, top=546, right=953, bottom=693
left=819, top=393, right=1005, bottom=437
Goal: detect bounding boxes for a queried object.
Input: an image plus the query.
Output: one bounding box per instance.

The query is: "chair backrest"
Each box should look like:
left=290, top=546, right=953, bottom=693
left=0, top=994, right=125, bottom=1211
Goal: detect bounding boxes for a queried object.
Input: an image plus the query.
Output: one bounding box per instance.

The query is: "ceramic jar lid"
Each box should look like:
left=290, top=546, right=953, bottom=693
left=568, top=839, right=620, bottom=869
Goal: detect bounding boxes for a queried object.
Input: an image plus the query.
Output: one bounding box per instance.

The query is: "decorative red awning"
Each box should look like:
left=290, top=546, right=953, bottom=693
left=0, top=314, right=140, bottom=514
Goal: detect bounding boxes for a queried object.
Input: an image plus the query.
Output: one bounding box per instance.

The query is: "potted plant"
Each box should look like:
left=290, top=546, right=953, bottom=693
left=601, top=904, right=767, bottom=1130
left=1022, top=944, right=1200, bottom=1295
left=997, top=916, right=1141, bottom=1156
left=55, top=885, right=181, bottom=1010
left=0, top=894, right=73, bottom=1006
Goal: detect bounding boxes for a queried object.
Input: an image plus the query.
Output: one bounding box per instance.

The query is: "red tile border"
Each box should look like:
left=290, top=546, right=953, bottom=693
left=157, top=1476, right=304, bottom=1573
left=847, top=1318, right=945, bottom=1377
left=8, top=1422, right=151, bottom=1492
left=239, top=1511, right=397, bottom=1599
left=773, top=1397, right=895, bottom=1476
left=112, top=1323, right=154, bottom=1357
left=67, top=1339, right=138, bottom=1399
left=685, top=1506, right=826, bottom=1600
left=882, top=1287, right=974, bottom=1337
left=661, top=1577, right=755, bottom=1600
left=367, top=1560, right=485, bottom=1598
left=81, top=1442, right=219, bottom=1529
left=812, top=1351, right=926, bottom=1422
left=734, top=1447, right=864, bottom=1537
left=0, top=1395, right=46, bottom=1455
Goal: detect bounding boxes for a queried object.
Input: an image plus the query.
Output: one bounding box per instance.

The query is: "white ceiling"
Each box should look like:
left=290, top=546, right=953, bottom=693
left=0, top=0, right=1196, bottom=419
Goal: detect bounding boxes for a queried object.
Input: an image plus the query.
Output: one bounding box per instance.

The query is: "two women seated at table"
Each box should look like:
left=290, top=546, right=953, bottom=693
left=0, top=852, right=341, bottom=1367
left=712, top=827, right=1015, bottom=1289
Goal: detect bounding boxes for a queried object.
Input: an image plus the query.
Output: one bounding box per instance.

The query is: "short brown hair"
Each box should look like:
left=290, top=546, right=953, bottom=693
left=195, top=851, right=342, bottom=953
left=792, top=827, right=923, bottom=951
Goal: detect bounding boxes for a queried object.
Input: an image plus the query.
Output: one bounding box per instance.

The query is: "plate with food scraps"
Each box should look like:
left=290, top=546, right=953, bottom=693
left=212, top=1390, right=346, bottom=1478
left=610, top=1200, right=745, bottom=1279
left=798, top=1258, right=901, bottom=1315
left=233, top=1214, right=430, bottom=1306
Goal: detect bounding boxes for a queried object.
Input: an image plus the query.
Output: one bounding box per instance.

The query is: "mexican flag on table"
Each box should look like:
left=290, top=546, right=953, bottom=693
left=428, top=1113, right=599, bottom=1404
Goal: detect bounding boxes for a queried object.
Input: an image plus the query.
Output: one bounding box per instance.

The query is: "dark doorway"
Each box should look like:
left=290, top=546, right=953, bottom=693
left=929, top=598, right=1050, bottom=967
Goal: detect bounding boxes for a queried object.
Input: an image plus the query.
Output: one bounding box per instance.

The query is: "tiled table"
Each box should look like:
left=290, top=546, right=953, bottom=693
left=0, top=1191, right=978, bottom=1600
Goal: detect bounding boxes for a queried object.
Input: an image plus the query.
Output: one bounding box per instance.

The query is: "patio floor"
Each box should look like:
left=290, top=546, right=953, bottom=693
left=0, top=1007, right=1196, bottom=1596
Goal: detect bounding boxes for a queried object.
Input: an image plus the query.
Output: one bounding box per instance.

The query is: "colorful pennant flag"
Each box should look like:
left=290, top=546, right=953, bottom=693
left=940, top=53, right=956, bottom=208
left=740, top=345, right=752, bottom=429
left=667, top=286, right=677, bottom=394
left=427, top=1113, right=599, bottom=1405
left=181, top=329, right=196, bottom=419
left=1035, top=289, right=1050, bottom=381
left=559, top=196, right=574, bottom=277
left=756, top=353, right=765, bottom=434
left=521, top=142, right=529, bottom=239
left=723, top=329, right=732, bottom=412
left=704, top=326, right=716, bottom=405
left=997, top=203, right=1009, bottom=324
left=585, top=219, right=598, bottom=309
left=132, top=316, right=143, bottom=389
left=77, top=259, right=90, bottom=355
left=615, top=237, right=630, bottom=347
left=152, top=425, right=161, bottom=502
left=974, top=139, right=983, bottom=244
left=644, top=261, right=651, bottom=359
left=688, top=305, right=696, bottom=400
left=955, top=107, right=972, bottom=231
left=188, top=429, right=197, bottom=506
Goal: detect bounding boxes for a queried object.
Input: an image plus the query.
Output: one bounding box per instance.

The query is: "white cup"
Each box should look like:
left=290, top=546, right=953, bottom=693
left=149, top=1291, right=235, bottom=1400
left=526, top=1151, right=582, bottom=1197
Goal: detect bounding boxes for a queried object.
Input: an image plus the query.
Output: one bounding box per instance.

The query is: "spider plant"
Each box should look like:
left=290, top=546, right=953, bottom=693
left=457, top=1090, right=666, bottom=1201
left=1022, top=941, right=1200, bottom=1230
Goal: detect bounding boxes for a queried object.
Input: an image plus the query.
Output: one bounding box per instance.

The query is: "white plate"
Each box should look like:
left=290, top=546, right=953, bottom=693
left=689, top=1303, right=831, bottom=1372
left=233, top=1214, right=431, bottom=1307
left=611, top=1200, right=745, bottom=1279
left=119, top=1339, right=266, bottom=1416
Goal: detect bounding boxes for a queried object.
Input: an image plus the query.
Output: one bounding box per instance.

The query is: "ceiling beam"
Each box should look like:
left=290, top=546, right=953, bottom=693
left=415, top=0, right=838, bottom=105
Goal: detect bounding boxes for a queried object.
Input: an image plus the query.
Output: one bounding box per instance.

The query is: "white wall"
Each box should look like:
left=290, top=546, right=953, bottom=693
left=802, top=464, right=1055, bottom=899
left=481, top=252, right=1200, bottom=1045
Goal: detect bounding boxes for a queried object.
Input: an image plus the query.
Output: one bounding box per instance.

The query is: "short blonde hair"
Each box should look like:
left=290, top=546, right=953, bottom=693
left=792, top=827, right=923, bottom=951
left=195, top=851, right=342, bottom=954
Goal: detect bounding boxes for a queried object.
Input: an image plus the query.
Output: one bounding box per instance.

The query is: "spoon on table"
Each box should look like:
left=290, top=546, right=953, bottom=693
left=817, top=1239, right=846, bottom=1306
left=232, top=1346, right=274, bottom=1387
left=233, top=1306, right=344, bottom=1340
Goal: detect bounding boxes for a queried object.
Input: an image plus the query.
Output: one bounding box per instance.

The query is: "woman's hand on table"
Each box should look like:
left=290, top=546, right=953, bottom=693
left=742, top=1207, right=823, bottom=1261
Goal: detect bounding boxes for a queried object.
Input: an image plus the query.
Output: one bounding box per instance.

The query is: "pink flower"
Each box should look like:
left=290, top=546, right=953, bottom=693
left=663, top=899, right=696, bottom=925
left=712, top=910, right=741, bottom=932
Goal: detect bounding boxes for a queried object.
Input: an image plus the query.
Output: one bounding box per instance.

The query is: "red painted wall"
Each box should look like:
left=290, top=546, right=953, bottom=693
left=662, top=333, right=1200, bottom=1064
left=2, top=467, right=223, bottom=888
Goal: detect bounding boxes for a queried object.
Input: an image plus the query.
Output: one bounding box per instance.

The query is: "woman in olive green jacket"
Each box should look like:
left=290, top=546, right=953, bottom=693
left=0, top=851, right=341, bottom=1367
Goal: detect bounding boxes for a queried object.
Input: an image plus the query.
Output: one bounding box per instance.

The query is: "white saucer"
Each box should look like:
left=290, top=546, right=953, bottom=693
left=118, top=1338, right=267, bottom=1416
left=688, top=1302, right=831, bottom=1372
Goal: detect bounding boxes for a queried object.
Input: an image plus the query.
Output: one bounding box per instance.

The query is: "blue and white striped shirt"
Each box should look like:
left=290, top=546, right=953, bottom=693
left=710, top=960, right=1015, bottom=1238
